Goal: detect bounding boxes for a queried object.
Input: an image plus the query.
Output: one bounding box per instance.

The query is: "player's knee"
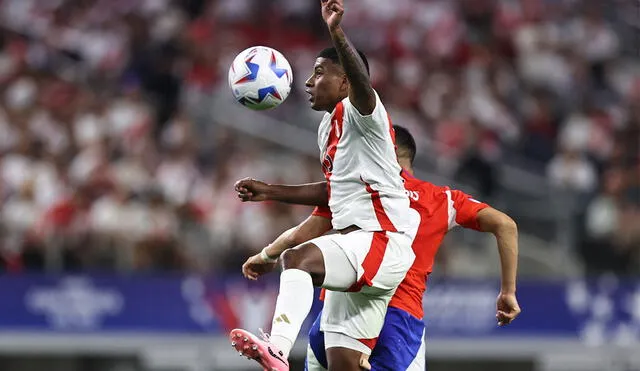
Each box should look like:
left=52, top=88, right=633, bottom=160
left=280, top=248, right=305, bottom=270
left=280, top=244, right=321, bottom=270
left=280, top=244, right=325, bottom=285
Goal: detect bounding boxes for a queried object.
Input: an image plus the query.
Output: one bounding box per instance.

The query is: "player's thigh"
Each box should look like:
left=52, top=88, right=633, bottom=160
left=307, top=234, right=359, bottom=291
left=369, top=307, right=426, bottom=371
left=325, top=334, right=367, bottom=371
left=366, top=230, right=416, bottom=292
left=312, top=230, right=415, bottom=293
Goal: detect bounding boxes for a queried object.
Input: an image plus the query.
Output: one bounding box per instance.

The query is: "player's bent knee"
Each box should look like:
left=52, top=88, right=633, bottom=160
left=280, top=244, right=320, bottom=270
left=280, top=243, right=325, bottom=285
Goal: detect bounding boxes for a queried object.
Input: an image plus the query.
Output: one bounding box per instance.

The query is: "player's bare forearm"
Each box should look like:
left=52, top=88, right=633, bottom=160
left=265, top=215, right=333, bottom=257
left=329, top=27, right=376, bottom=114
left=267, top=182, right=329, bottom=206
left=264, top=227, right=297, bottom=258
left=477, top=208, right=519, bottom=294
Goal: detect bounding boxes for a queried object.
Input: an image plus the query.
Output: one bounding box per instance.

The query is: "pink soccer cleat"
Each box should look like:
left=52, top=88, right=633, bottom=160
left=229, top=328, right=289, bottom=371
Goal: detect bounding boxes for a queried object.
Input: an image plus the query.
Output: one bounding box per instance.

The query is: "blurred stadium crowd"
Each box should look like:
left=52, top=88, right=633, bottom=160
left=0, top=0, right=638, bottom=275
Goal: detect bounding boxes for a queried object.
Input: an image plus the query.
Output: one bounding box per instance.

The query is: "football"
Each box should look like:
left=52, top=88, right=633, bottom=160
left=228, top=46, right=293, bottom=110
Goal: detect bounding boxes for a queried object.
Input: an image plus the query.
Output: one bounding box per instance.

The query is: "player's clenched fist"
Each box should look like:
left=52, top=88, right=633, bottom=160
left=321, top=0, right=344, bottom=31
left=234, top=177, right=270, bottom=202
left=496, top=292, right=521, bottom=326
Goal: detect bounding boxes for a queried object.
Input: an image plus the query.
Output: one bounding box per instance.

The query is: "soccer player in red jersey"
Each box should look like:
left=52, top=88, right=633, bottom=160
left=238, top=126, right=521, bottom=370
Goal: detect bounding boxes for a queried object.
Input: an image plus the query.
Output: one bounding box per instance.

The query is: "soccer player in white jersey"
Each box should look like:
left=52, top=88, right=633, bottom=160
left=229, top=1, right=419, bottom=370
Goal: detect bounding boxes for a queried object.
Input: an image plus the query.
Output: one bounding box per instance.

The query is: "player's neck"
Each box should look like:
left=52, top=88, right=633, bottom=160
left=399, top=159, right=414, bottom=176
left=326, top=95, right=348, bottom=113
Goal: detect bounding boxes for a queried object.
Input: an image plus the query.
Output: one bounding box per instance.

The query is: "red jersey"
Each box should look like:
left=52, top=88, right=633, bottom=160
left=313, top=170, right=489, bottom=319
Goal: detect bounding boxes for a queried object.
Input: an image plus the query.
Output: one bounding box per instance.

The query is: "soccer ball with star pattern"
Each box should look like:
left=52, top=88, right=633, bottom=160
left=228, top=46, right=293, bottom=110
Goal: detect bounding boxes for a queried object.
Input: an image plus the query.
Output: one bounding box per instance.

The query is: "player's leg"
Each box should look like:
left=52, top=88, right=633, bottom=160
left=326, top=346, right=364, bottom=371
left=231, top=236, right=357, bottom=370
left=278, top=243, right=326, bottom=286
left=268, top=239, right=356, bottom=352
left=320, top=230, right=417, bottom=371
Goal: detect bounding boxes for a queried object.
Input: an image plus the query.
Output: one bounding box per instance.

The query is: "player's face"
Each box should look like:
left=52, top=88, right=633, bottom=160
left=305, top=58, right=348, bottom=112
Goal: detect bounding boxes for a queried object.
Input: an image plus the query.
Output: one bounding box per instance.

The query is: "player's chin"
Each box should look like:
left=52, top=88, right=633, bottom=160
left=309, top=100, right=322, bottom=111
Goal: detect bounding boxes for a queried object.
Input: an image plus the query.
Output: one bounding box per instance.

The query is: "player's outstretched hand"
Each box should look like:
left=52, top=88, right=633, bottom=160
left=242, top=253, right=278, bottom=280
left=496, top=292, right=521, bottom=326
left=321, top=0, right=344, bottom=31
left=235, top=177, right=269, bottom=202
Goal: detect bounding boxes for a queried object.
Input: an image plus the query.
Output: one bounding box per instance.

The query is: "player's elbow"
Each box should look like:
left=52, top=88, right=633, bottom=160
left=479, top=208, right=517, bottom=235
left=495, top=213, right=518, bottom=236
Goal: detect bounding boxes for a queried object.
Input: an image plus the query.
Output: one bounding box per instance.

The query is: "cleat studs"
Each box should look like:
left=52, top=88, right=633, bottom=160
left=243, top=337, right=248, bottom=342
left=252, top=345, right=258, bottom=350
left=231, top=341, right=236, bottom=346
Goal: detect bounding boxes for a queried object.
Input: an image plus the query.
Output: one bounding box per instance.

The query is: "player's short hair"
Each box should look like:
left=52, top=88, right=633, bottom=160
left=393, top=125, right=416, bottom=164
left=317, top=47, right=370, bottom=76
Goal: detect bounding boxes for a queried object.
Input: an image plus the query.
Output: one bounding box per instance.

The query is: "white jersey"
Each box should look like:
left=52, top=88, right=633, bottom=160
left=318, top=91, right=411, bottom=232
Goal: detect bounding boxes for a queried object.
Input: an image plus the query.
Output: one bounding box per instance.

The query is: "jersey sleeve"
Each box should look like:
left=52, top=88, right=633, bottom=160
left=447, top=190, right=490, bottom=231
left=341, top=90, right=391, bottom=139
left=312, top=206, right=332, bottom=220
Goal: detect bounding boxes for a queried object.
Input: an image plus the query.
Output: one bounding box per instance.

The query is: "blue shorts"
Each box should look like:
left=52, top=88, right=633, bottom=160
left=305, top=307, right=426, bottom=371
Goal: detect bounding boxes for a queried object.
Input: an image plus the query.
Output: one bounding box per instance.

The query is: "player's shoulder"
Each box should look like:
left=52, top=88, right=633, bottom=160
left=402, top=172, right=443, bottom=194
left=417, top=181, right=450, bottom=204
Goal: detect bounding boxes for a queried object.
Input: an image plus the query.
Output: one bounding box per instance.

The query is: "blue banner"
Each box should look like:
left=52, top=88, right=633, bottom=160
left=0, top=274, right=638, bottom=345
left=423, top=278, right=640, bottom=345
left=0, top=274, right=224, bottom=333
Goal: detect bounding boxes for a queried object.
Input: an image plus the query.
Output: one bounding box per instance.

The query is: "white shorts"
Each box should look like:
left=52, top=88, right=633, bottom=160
left=305, top=329, right=426, bottom=370
left=304, top=332, right=374, bottom=366
left=310, top=226, right=417, bottom=346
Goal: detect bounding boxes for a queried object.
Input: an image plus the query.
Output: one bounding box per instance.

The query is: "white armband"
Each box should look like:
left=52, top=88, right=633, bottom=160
left=260, top=246, right=278, bottom=263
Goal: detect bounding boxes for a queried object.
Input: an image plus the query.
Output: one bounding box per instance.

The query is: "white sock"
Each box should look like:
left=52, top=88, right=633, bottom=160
left=269, top=268, right=314, bottom=358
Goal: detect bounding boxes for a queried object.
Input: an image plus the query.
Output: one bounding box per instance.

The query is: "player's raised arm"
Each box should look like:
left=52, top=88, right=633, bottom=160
left=235, top=178, right=329, bottom=206
left=321, top=0, right=376, bottom=115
